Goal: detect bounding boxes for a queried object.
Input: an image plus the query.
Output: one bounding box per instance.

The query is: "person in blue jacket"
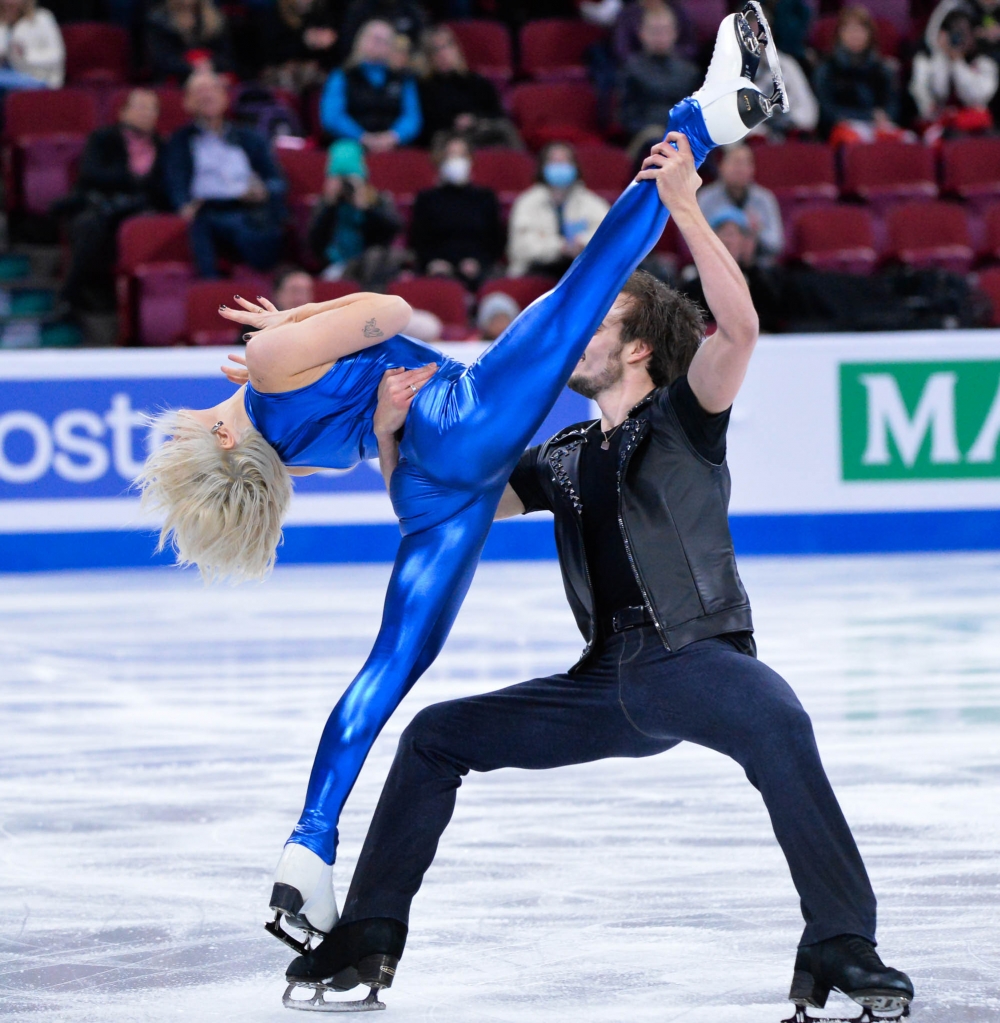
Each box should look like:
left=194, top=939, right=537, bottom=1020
left=319, top=18, right=421, bottom=152
left=162, top=70, right=288, bottom=277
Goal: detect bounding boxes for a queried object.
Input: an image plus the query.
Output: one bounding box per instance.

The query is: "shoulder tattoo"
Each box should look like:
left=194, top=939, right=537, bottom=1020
left=363, top=318, right=384, bottom=338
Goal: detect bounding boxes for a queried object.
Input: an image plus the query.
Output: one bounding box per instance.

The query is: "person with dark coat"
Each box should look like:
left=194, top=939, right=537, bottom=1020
left=59, top=88, right=165, bottom=313
left=408, top=135, right=502, bottom=289
left=258, top=0, right=340, bottom=93
left=162, top=71, right=287, bottom=278
left=144, top=0, right=233, bottom=82
left=417, top=24, right=520, bottom=149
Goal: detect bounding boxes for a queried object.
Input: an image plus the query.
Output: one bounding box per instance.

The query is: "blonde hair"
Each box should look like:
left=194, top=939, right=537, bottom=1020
left=137, top=411, right=292, bottom=583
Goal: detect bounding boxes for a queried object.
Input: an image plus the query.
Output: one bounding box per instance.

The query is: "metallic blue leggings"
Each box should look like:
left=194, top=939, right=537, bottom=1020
left=289, top=99, right=716, bottom=864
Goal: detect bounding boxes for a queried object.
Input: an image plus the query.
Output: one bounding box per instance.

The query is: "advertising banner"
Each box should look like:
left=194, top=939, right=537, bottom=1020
left=2, top=331, right=1000, bottom=572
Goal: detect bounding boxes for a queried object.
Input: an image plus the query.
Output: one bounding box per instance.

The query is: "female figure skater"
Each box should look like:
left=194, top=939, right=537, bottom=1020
left=138, top=3, right=785, bottom=956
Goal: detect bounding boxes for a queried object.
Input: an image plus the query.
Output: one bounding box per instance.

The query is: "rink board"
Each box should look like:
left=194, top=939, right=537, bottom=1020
left=2, top=332, right=1000, bottom=571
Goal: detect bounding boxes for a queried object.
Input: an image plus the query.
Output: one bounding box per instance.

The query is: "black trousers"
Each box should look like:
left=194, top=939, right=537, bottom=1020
left=342, top=628, right=877, bottom=948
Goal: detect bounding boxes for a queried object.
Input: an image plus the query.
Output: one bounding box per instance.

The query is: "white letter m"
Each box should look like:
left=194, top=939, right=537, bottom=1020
left=860, top=372, right=960, bottom=468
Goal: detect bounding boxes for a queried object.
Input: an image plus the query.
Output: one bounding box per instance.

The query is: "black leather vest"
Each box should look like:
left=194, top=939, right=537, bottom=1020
left=345, top=66, right=406, bottom=133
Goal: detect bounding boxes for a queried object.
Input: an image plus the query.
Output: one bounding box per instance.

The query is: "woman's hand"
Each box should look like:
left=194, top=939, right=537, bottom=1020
left=373, top=364, right=438, bottom=439
left=635, top=133, right=702, bottom=215
left=221, top=352, right=249, bottom=385
left=219, top=294, right=296, bottom=334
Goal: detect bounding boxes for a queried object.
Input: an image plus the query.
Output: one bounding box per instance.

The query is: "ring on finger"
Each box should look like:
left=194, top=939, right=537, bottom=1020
left=409, top=383, right=419, bottom=393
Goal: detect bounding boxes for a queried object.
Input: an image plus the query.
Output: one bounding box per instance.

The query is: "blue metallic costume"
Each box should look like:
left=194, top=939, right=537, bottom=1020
left=247, top=101, right=716, bottom=866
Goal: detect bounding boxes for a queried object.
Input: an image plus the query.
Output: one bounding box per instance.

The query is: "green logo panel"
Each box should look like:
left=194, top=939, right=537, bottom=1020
left=840, top=360, right=1000, bottom=480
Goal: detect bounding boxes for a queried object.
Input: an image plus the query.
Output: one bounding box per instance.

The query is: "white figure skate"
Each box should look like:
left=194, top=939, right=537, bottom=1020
left=266, top=843, right=340, bottom=955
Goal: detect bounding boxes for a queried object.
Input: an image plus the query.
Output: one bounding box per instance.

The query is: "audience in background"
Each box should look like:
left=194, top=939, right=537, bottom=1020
left=0, top=0, right=64, bottom=91
left=338, top=0, right=425, bottom=60
left=409, top=134, right=502, bottom=290
left=163, top=71, right=287, bottom=278
left=612, top=0, right=696, bottom=63
left=752, top=45, right=819, bottom=136
left=418, top=25, right=520, bottom=149
left=619, top=5, right=700, bottom=157
left=476, top=290, right=519, bottom=342
left=814, top=5, right=903, bottom=143
left=273, top=266, right=314, bottom=309
left=307, top=138, right=401, bottom=287
left=319, top=18, right=422, bottom=152
left=697, top=143, right=784, bottom=261
left=258, top=0, right=338, bottom=93
left=144, top=0, right=232, bottom=82
left=59, top=89, right=164, bottom=313
left=507, top=141, right=609, bottom=278
left=768, top=0, right=813, bottom=65
left=911, top=7, right=998, bottom=141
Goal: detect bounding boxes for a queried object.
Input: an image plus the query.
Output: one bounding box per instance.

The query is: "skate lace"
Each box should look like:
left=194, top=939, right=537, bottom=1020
left=842, top=935, right=885, bottom=971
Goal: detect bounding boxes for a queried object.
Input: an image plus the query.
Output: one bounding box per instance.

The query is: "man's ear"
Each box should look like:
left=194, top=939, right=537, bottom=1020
left=215, top=425, right=238, bottom=450
left=625, top=338, right=653, bottom=365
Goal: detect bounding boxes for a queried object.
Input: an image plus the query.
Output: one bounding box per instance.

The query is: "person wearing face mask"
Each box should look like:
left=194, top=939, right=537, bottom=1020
left=507, top=141, right=610, bottom=278
left=408, top=134, right=502, bottom=289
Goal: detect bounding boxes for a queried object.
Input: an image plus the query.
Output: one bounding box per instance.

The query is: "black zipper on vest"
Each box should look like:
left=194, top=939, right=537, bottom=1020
left=616, top=417, right=669, bottom=651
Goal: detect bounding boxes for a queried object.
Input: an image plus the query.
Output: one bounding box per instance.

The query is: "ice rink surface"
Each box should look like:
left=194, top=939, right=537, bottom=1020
left=1, top=554, right=999, bottom=1023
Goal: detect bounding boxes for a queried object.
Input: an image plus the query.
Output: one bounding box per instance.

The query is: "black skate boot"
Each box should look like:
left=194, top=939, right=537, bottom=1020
left=785, top=934, right=914, bottom=1022
left=282, top=917, right=407, bottom=1012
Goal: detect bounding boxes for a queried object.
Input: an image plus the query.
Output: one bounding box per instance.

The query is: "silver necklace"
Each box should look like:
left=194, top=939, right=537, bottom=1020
left=600, top=423, right=623, bottom=451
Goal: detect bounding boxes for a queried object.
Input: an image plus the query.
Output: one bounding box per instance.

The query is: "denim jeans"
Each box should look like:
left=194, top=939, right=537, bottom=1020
left=187, top=204, right=282, bottom=278
left=341, top=629, right=877, bottom=948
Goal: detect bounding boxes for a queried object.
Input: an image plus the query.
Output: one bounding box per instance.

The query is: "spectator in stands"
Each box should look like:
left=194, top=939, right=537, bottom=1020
left=409, top=134, right=502, bottom=290
left=337, top=0, right=425, bottom=63
left=697, top=143, right=784, bottom=261
left=307, top=138, right=402, bottom=288
left=59, top=89, right=164, bottom=314
left=619, top=5, right=700, bottom=158
left=476, top=290, right=519, bottom=342
left=273, top=266, right=314, bottom=309
left=0, top=0, right=64, bottom=91
left=163, top=71, right=287, bottom=278
left=319, top=18, right=422, bottom=152
left=612, top=0, right=697, bottom=64
left=507, top=142, right=609, bottom=278
left=911, top=7, right=998, bottom=142
left=769, top=0, right=812, bottom=65
left=813, top=5, right=903, bottom=144
left=258, top=0, right=338, bottom=94
left=144, top=0, right=233, bottom=82
left=418, top=25, right=520, bottom=149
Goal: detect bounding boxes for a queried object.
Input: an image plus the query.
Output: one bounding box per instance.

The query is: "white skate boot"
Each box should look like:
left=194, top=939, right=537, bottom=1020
left=265, top=843, right=340, bottom=954
left=692, top=1, right=789, bottom=146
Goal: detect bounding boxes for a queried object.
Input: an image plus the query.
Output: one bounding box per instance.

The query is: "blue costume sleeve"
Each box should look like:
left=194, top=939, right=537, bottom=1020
left=287, top=99, right=718, bottom=865
left=389, top=77, right=422, bottom=145
left=320, top=70, right=366, bottom=140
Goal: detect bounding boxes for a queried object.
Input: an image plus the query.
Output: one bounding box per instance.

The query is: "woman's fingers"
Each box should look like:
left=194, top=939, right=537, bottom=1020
left=233, top=295, right=264, bottom=312
left=256, top=296, right=278, bottom=312
left=228, top=353, right=248, bottom=366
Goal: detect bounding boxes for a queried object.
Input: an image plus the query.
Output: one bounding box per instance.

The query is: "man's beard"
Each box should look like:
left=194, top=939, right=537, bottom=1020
left=568, top=346, right=624, bottom=400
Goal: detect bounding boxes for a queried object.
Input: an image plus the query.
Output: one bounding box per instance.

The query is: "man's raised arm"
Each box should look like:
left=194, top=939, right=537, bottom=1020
left=636, top=134, right=759, bottom=413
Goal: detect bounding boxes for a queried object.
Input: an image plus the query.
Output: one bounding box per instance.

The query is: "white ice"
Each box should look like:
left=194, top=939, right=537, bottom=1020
left=1, top=555, right=999, bottom=1023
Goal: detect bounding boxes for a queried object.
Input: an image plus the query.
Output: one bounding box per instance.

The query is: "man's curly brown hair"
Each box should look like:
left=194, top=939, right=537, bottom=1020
left=617, top=269, right=706, bottom=387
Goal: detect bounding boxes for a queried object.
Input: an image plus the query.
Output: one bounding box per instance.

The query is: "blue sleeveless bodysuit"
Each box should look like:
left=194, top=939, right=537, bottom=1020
left=261, top=100, right=717, bottom=865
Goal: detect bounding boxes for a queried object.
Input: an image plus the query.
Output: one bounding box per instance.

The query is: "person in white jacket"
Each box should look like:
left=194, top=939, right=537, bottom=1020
left=0, top=0, right=65, bottom=90
left=506, top=142, right=610, bottom=278
left=911, top=5, right=998, bottom=131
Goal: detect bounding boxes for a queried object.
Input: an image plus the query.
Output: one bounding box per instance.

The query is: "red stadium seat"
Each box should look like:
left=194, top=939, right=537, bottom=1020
left=886, top=201, right=974, bottom=274
left=519, top=18, right=606, bottom=80
left=3, top=88, right=98, bottom=140
left=575, top=143, right=631, bottom=203
left=842, top=141, right=937, bottom=206
left=471, top=148, right=535, bottom=212
left=445, top=20, right=513, bottom=83
left=313, top=279, right=361, bottom=303
left=367, top=148, right=437, bottom=213
left=388, top=277, right=470, bottom=336
left=185, top=280, right=263, bottom=345
left=752, top=142, right=838, bottom=206
left=809, top=14, right=901, bottom=57
left=477, top=275, right=555, bottom=310
left=276, top=147, right=326, bottom=202
left=63, top=23, right=130, bottom=84
left=509, top=82, right=601, bottom=150
left=976, top=266, right=1000, bottom=325
left=984, top=206, right=1000, bottom=261
left=942, top=137, right=1000, bottom=206
left=116, top=215, right=193, bottom=345
left=794, top=205, right=878, bottom=274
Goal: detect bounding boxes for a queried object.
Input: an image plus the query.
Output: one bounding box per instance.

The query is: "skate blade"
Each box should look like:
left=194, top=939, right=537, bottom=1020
left=743, top=1, right=790, bottom=112
left=782, top=997, right=910, bottom=1023
left=266, top=912, right=325, bottom=956
left=283, top=983, right=385, bottom=1012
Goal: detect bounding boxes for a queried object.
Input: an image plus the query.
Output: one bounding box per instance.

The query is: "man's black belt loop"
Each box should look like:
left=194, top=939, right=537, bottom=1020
left=610, top=605, right=654, bottom=634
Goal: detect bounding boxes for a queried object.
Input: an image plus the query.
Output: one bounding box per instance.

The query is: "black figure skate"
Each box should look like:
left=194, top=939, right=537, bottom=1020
left=782, top=935, right=914, bottom=1022
left=282, top=917, right=407, bottom=1013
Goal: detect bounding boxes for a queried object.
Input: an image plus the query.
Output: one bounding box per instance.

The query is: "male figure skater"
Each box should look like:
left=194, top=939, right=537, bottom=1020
left=285, top=137, right=914, bottom=1021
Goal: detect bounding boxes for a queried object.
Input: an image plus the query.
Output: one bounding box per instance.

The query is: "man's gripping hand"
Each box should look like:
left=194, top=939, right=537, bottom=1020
left=373, top=364, right=438, bottom=439
left=635, top=133, right=702, bottom=214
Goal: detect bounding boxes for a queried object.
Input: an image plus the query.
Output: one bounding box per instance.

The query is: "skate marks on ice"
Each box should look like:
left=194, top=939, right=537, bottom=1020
left=0, top=556, right=998, bottom=1022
